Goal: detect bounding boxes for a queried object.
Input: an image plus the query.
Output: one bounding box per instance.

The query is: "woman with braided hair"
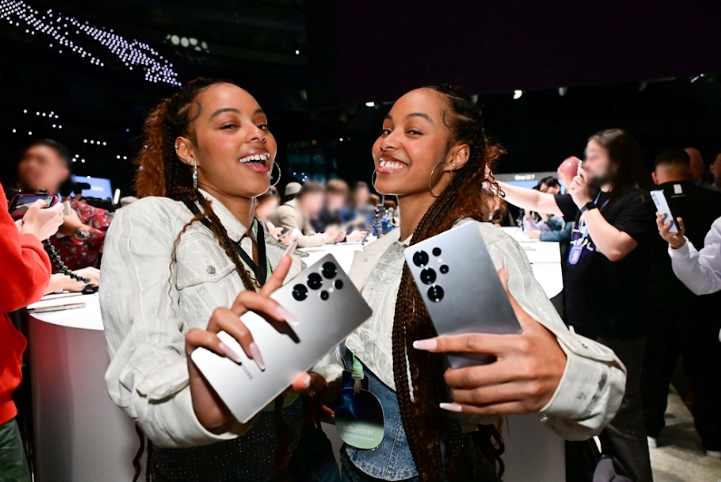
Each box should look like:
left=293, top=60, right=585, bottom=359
left=100, top=78, right=339, bottom=481
left=332, top=85, right=627, bottom=481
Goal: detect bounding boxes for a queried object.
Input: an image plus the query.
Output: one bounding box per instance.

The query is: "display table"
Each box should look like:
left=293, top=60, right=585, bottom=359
left=25, top=232, right=564, bottom=482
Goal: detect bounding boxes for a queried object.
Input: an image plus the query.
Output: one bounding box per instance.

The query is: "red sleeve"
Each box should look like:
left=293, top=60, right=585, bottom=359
left=0, top=187, right=52, bottom=312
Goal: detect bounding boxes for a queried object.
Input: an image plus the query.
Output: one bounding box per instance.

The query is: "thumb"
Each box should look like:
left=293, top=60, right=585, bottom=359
left=260, top=241, right=296, bottom=295
left=676, top=217, right=686, bottom=235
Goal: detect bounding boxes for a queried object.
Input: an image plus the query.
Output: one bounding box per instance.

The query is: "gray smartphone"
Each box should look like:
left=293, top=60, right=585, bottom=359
left=404, top=222, right=522, bottom=369
left=650, top=189, right=679, bottom=233
left=191, top=254, right=372, bottom=423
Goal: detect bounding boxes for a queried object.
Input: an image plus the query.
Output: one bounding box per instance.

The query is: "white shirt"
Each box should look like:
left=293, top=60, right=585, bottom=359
left=668, top=216, right=721, bottom=295
left=100, top=191, right=303, bottom=448
left=323, top=219, right=627, bottom=441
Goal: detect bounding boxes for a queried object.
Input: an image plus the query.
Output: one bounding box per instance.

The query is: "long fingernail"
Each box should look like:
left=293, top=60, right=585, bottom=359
left=413, top=339, right=437, bottom=351
left=275, top=305, right=299, bottom=326
left=218, top=341, right=243, bottom=364
left=249, top=342, right=266, bottom=371
left=283, top=240, right=298, bottom=257
left=439, top=402, right=463, bottom=413
left=302, top=373, right=311, bottom=389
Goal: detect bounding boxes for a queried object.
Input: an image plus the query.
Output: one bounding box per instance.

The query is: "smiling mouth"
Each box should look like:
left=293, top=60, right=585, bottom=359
left=239, top=152, right=271, bottom=165
left=379, top=158, right=406, bottom=171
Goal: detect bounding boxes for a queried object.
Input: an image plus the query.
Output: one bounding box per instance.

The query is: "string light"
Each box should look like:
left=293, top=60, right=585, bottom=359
left=0, top=0, right=181, bottom=86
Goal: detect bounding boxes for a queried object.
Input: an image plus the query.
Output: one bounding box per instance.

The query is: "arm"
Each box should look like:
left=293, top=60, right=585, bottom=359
left=581, top=209, right=638, bottom=262
left=539, top=221, right=573, bottom=243
left=668, top=217, right=721, bottom=295
left=274, top=205, right=332, bottom=248
left=499, top=182, right=563, bottom=217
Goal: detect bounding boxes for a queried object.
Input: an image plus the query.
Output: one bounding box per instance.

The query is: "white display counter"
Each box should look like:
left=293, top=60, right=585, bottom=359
left=25, top=232, right=564, bottom=481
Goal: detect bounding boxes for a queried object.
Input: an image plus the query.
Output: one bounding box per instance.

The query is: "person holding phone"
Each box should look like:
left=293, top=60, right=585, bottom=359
left=323, top=86, right=625, bottom=482
left=100, top=78, right=338, bottom=481
left=1, top=185, right=63, bottom=482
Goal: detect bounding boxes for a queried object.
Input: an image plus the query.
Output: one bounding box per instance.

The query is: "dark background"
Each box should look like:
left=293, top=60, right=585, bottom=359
left=1, top=0, right=720, bottom=197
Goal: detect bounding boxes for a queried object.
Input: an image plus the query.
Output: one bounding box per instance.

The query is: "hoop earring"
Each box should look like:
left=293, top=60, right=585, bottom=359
left=371, top=169, right=378, bottom=191
left=192, top=160, right=198, bottom=189
left=428, top=161, right=447, bottom=198
left=270, top=162, right=282, bottom=187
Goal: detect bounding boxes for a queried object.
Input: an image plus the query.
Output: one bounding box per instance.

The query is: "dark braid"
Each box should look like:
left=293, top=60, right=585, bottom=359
left=135, top=77, right=294, bottom=479
left=391, top=84, right=506, bottom=481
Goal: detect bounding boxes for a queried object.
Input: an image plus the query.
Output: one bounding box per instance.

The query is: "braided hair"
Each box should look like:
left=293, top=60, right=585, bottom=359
left=391, top=84, right=506, bottom=481
left=135, top=77, right=295, bottom=477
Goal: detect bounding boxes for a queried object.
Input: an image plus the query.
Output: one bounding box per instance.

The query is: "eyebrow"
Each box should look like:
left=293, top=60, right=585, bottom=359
left=210, top=107, right=240, bottom=119
left=384, top=112, right=434, bottom=124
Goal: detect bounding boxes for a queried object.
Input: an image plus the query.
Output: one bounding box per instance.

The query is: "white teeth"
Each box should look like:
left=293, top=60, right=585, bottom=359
left=380, top=159, right=405, bottom=170
left=239, top=153, right=271, bottom=163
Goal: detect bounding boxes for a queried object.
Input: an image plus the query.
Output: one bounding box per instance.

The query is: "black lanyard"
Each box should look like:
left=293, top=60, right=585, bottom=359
left=181, top=196, right=268, bottom=286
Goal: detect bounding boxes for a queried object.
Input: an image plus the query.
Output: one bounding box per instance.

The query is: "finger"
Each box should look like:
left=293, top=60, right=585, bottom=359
left=676, top=217, right=686, bottom=235
left=413, top=332, right=515, bottom=355
left=209, top=307, right=264, bottom=370
left=321, top=405, right=335, bottom=419
left=290, top=372, right=312, bottom=392
left=439, top=400, right=530, bottom=416
left=30, top=199, right=49, bottom=210
left=185, top=327, right=243, bottom=363
left=450, top=380, right=544, bottom=407
left=443, top=362, right=522, bottom=389
left=260, top=244, right=296, bottom=295
left=230, top=290, right=296, bottom=327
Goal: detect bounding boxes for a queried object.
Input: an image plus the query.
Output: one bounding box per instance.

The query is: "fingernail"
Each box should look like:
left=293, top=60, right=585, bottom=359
left=283, top=240, right=298, bottom=257
left=303, top=373, right=311, bottom=389
left=275, top=305, right=299, bottom=326
left=439, top=402, right=463, bottom=413
left=413, top=339, right=437, bottom=351
left=218, top=341, right=243, bottom=364
left=249, top=342, right=265, bottom=371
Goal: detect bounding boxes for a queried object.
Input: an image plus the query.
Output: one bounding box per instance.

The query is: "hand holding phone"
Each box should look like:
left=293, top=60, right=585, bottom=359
left=19, top=200, right=64, bottom=241
left=650, top=190, right=678, bottom=233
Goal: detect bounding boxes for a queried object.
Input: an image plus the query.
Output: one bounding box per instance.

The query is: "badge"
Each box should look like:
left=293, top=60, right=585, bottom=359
left=335, top=366, right=384, bottom=449
left=568, top=244, right=583, bottom=265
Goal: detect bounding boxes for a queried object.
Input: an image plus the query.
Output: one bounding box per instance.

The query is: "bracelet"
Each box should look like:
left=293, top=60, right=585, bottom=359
left=580, top=202, right=597, bottom=214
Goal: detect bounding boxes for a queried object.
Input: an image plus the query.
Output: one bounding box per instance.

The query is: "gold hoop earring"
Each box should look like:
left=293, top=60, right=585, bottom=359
left=371, top=169, right=378, bottom=191
left=428, top=161, right=447, bottom=198
left=270, top=162, right=282, bottom=187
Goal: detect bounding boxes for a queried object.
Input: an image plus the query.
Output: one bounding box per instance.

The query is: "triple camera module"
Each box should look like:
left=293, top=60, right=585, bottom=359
left=412, top=248, right=449, bottom=303
left=292, top=261, right=343, bottom=302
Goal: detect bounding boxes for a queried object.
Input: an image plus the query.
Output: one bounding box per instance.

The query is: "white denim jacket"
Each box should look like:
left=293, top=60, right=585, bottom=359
left=322, top=219, right=626, bottom=441
left=100, top=191, right=303, bottom=448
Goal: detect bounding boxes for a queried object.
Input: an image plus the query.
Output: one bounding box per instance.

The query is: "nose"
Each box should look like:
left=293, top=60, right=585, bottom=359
left=379, top=133, right=397, bottom=152
left=248, top=125, right=267, bottom=144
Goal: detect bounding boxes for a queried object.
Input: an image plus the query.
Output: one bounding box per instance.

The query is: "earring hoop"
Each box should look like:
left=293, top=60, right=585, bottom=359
left=428, top=161, right=447, bottom=198
left=371, top=169, right=378, bottom=191
left=192, top=160, right=198, bottom=189
left=270, top=162, right=282, bottom=187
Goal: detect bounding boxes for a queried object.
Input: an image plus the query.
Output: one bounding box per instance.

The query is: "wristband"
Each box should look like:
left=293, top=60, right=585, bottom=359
left=580, top=202, right=597, bottom=214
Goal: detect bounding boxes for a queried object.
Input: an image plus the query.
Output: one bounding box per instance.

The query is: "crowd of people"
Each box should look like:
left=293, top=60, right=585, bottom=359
left=0, top=77, right=720, bottom=482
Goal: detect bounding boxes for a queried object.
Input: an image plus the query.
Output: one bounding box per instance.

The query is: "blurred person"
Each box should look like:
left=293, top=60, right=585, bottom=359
left=313, top=180, right=368, bottom=242
left=351, top=181, right=372, bottom=209
left=254, top=186, right=283, bottom=238
left=685, top=147, right=717, bottom=191
left=524, top=178, right=571, bottom=243
left=1, top=184, right=63, bottom=482
left=500, top=129, right=656, bottom=482
left=643, top=149, right=721, bottom=456
left=272, top=181, right=344, bottom=248
left=709, top=151, right=721, bottom=191
left=322, top=85, right=625, bottom=482
left=100, top=78, right=338, bottom=481
left=16, top=139, right=113, bottom=271
left=284, top=181, right=301, bottom=202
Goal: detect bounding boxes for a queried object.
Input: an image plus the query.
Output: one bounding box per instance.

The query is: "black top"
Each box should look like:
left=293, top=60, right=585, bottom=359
left=555, top=189, right=656, bottom=339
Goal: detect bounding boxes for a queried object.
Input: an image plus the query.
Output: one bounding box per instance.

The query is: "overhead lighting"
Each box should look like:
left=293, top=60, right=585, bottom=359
left=365, top=101, right=375, bottom=107
left=558, top=87, right=568, bottom=97
left=513, top=90, right=523, bottom=100
left=295, top=49, right=300, bottom=55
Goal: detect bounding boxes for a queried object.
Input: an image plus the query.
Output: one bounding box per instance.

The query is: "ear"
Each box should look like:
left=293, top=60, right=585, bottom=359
left=651, top=171, right=659, bottom=185
left=445, top=143, right=470, bottom=172
left=175, top=136, right=196, bottom=167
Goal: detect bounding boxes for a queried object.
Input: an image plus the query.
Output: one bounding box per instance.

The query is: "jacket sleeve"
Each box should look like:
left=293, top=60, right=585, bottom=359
left=0, top=194, right=52, bottom=312
left=668, top=217, right=721, bottom=295
left=539, top=221, right=573, bottom=243
left=274, top=205, right=333, bottom=248
left=100, top=205, right=248, bottom=448
left=484, top=226, right=626, bottom=440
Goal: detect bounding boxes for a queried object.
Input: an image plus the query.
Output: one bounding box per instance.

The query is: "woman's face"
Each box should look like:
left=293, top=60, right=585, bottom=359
left=371, top=89, right=464, bottom=197
left=255, top=196, right=279, bottom=220
left=178, top=83, right=278, bottom=198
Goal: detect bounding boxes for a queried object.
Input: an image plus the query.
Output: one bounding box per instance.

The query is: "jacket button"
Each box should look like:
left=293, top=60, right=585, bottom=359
left=207, top=265, right=216, bottom=274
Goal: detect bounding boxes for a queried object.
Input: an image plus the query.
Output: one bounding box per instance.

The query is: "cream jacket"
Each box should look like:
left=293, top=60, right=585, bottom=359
left=324, top=219, right=626, bottom=441
left=100, top=191, right=303, bottom=448
left=271, top=198, right=334, bottom=248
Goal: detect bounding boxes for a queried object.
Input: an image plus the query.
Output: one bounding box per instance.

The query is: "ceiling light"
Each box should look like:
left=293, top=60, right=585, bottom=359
left=513, top=90, right=523, bottom=100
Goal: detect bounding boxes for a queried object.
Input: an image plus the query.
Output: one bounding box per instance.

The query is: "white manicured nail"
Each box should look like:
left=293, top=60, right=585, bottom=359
left=249, top=342, right=265, bottom=371
left=218, top=341, right=243, bottom=364
left=413, top=339, right=437, bottom=350
left=439, top=402, right=463, bottom=412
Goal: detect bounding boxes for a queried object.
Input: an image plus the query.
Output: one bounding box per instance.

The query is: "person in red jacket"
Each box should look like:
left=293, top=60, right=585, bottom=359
left=0, top=184, right=62, bottom=482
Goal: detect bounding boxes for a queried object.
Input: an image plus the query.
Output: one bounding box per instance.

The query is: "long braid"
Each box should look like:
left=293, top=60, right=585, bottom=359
left=136, top=77, right=294, bottom=478
left=392, top=84, right=506, bottom=481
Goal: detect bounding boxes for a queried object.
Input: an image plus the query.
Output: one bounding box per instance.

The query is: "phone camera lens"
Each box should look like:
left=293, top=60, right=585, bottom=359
left=420, top=268, right=436, bottom=285
left=334, top=279, right=344, bottom=290
left=292, top=284, right=308, bottom=301
left=427, top=285, right=444, bottom=303
left=320, top=291, right=330, bottom=301
left=307, top=273, right=323, bottom=290
left=321, top=262, right=337, bottom=279
left=432, top=247, right=442, bottom=256
left=412, top=250, right=429, bottom=267
left=439, top=264, right=449, bottom=274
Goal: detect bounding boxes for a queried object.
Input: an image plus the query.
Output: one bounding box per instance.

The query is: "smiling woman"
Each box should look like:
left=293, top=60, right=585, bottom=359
left=99, top=78, right=340, bottom=482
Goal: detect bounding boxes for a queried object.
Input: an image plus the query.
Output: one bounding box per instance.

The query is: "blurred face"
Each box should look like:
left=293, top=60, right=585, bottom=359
left=255, top=196, right=279, bottom=220
left=687, top=148, right=705, bottom=181
left=298, top=192, right=324, bottom=216
left=17, top=145, right=69, bottom=193
left=352, top=187, right=370, bottom=207
left=372, top=89, right=468, bottom=198
left=543, top=184, right=561, bottom=195
left=175, top=83, right=278, bottom=199
left=583, top=140, right=615, bottom=187
left=327, top=192, right=346, bottom=211
left=711, top=154, right=721, bottom=183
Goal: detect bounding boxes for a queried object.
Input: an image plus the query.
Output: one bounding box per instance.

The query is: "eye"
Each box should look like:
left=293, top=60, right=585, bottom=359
left=257, top=123, right=270, bottom=131
left=221, top=124, right=238, bottom=130
left=407, top=129, right=422, bottom=135
left=380, top=128, right=391, bottom=136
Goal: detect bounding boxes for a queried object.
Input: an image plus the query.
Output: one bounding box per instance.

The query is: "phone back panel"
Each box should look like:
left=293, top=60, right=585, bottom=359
left=191, top=254, right=372, bottom=423
left=403, top=222, right=522, bottom=369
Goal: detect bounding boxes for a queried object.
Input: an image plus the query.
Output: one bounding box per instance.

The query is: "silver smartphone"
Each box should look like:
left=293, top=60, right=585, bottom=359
left=191, top=254, right=372, bottom=423
left=404, top=222, right=522, bottom=369
left=650, top=189, right=679, bottom=233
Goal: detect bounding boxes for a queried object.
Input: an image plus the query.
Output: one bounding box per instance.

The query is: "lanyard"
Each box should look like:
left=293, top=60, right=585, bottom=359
left=181, top=196, right=269, bottom=287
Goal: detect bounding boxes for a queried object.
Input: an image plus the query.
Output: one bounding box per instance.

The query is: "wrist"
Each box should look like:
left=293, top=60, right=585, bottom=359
left=669, top=238, right=687, bottom=250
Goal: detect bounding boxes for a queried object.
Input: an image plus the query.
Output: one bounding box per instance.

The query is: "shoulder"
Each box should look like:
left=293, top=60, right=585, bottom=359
left=111, top=197, right=191, bottom=237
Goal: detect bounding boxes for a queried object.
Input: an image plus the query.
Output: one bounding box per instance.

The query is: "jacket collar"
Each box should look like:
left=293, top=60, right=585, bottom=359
left=198, top=189, right=250, bottom=243
left=363, top=228, right=402, bottom=252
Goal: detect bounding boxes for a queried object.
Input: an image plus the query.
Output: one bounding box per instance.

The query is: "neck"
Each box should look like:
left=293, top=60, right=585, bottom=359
left=198, top=184, right=255, bottom=229
left=398, top=190, right=437, bottom=240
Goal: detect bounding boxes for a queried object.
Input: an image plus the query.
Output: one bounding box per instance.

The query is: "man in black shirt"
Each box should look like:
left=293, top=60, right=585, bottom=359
left=643, top=149, right=721, bottom=455
left=500, top=129, right=656, bottom=482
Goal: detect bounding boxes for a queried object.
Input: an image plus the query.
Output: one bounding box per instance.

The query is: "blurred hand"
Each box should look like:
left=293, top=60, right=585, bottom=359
left=20, top=200, right=64, bottom=241
left=75, top=267, right=100, bottom=287
left=269, top=226, right=283, bottom=238
left=526, top=230, right=541, bottom=239
left=540, top=213, right=550, bottom=222
left=58, top=209, right=85, bottom=236
left=657, top=212, right=686, bottom=249
left=345, top=230, right=368, bottom=243
left=414, top=261, right=567, bottom=415
left=568, top=171, right=593, bottom=209
left=524, top=210, right=532, bottom=220
left=324, top=226, right=340, bottom=241
left=334, top=228, right=347, bottom=243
